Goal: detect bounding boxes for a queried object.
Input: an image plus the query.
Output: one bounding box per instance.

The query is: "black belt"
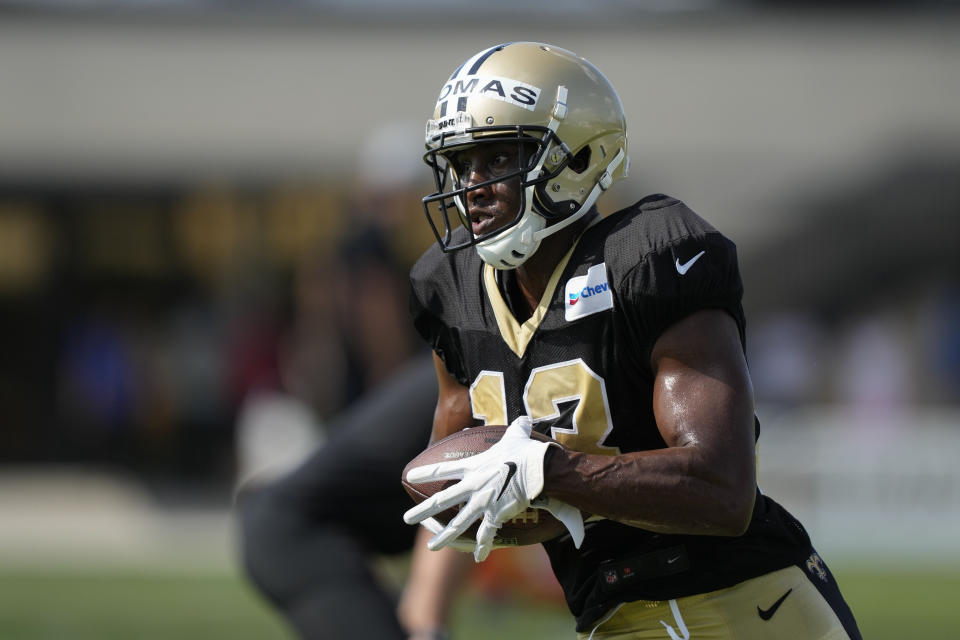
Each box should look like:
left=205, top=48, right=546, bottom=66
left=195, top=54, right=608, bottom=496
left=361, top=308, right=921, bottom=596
left=597, top=544, right=690, bottom=593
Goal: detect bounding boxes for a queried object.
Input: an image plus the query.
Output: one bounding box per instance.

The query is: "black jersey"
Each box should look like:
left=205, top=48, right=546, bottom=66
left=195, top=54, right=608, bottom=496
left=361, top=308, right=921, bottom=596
left=409, top=195, right=814, bottom=631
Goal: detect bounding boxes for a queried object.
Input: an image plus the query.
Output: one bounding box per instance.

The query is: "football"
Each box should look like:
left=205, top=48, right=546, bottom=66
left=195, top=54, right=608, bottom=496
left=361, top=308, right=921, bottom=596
left=401, top=424, right=567, bottom=546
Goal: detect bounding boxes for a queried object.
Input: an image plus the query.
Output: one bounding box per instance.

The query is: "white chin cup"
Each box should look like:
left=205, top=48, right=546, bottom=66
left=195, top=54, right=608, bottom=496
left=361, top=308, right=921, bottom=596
left=476, top=147, right=627, bottom=269
left=475, top=207, right=546, bottom=270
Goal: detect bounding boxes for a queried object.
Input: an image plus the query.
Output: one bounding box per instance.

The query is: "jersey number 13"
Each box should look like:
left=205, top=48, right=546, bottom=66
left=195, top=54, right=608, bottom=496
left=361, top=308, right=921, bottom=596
left=469, top=358, right=619, bottom=455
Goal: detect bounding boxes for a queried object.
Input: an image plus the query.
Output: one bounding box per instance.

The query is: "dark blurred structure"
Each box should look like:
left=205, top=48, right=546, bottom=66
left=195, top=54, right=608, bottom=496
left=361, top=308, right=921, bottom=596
left=743, top=154, right=960, bottom=410
left=0, top=181, right=430, bottom=494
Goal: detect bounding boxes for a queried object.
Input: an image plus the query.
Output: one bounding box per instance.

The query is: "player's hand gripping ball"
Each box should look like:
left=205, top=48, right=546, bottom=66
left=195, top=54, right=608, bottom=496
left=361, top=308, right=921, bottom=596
left=402, top=416, right=584, bottom=561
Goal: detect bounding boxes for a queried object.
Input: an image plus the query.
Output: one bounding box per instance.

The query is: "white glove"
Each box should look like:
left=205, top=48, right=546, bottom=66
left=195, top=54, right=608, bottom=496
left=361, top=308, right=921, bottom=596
left=471, top=494, right=586, bottom=562
left=418, top=517, right=503, bottom=555
left=422, top=499, right=585, bottom=562
left=403, top=416, right=584, bottom=561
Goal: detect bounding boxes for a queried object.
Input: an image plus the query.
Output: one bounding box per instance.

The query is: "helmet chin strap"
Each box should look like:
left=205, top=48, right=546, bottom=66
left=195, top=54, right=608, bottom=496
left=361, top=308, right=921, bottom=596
left=531, top=147, right=626, bottom=243
left=476, top=146, right=626, bottom=269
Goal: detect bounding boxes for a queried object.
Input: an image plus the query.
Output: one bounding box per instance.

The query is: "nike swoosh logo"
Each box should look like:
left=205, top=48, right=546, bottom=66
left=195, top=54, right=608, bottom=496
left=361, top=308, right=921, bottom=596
left=666, top=555, right=681, bottom=564
left=496, top=462, right=518, bottom=501
left=757, top=588, right=793, bottom=621
left=675, top=250, right=705, bottom=275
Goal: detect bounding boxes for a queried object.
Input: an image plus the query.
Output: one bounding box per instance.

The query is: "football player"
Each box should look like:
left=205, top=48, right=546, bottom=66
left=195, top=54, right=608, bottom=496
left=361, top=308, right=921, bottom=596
left=403, top=42, right=862, bottom=639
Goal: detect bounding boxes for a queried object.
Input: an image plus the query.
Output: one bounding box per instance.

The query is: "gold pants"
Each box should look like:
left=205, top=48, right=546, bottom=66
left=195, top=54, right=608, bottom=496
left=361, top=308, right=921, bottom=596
left=579, top=566, right=852, bottom=640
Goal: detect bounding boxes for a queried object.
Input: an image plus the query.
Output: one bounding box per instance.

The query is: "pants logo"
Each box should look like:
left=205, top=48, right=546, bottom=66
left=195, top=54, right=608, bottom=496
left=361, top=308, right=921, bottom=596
left=806, top=552, right=828, bottom=582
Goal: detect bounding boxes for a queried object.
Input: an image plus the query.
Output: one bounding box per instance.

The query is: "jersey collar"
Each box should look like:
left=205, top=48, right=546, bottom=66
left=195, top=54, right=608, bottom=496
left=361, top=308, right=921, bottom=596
left=482, top=240, right=580, bottom=359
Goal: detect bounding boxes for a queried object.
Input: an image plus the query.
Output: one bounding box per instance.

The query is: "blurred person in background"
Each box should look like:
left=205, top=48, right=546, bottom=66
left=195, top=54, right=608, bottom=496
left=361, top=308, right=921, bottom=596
left=402, top=42, right=862, bottom=639
left=237, top=355, right=468, bottom=639
left=235, top=122, right=469, bottom=639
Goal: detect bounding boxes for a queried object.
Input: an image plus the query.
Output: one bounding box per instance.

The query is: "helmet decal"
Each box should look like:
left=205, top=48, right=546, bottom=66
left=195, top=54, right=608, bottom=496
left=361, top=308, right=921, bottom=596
left=436, top=43, right=538, bottom=118
left=450, top=42, right=512, bottom=80
left=435, top=75, right=541, bottom=115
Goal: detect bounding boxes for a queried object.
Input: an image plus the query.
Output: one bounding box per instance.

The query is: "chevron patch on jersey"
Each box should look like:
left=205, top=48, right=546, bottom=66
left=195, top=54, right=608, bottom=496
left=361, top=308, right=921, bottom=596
left=565, top=263, right=613, bottom=321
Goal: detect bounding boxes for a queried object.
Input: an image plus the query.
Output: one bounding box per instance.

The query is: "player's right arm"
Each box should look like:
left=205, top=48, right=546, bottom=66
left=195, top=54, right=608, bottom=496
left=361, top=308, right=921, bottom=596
left=397, top=351, right=475, bottom=637
left=428, top=351, right=473, bottom=443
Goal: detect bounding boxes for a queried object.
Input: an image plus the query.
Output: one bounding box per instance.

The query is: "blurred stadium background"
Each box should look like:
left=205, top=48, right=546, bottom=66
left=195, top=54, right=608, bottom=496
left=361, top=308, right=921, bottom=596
left=0, top=1, right=958, bottom=638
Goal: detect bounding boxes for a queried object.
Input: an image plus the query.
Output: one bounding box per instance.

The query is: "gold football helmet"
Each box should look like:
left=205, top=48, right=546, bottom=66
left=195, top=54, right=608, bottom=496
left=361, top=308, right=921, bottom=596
left=422, top=42, right=628, bottom=269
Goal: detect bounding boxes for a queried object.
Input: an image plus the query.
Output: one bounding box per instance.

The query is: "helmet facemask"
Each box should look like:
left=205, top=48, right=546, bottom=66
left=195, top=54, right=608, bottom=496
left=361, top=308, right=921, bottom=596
left=422, top=124, right=574, bottom=268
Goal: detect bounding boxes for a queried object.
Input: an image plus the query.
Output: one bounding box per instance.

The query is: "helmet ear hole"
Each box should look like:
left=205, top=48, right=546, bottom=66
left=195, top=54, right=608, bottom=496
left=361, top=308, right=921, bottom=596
left=568, top=146, right=591, bottom=174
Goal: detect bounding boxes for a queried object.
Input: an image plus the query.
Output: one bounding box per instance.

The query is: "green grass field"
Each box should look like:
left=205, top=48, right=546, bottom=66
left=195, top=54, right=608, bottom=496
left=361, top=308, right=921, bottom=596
left=0, top=566, right=956, bottom=639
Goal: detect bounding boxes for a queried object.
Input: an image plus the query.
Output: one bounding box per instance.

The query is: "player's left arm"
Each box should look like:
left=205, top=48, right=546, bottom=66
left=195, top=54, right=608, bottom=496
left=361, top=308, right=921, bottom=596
left=541, top=307, right=757, bottom=536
